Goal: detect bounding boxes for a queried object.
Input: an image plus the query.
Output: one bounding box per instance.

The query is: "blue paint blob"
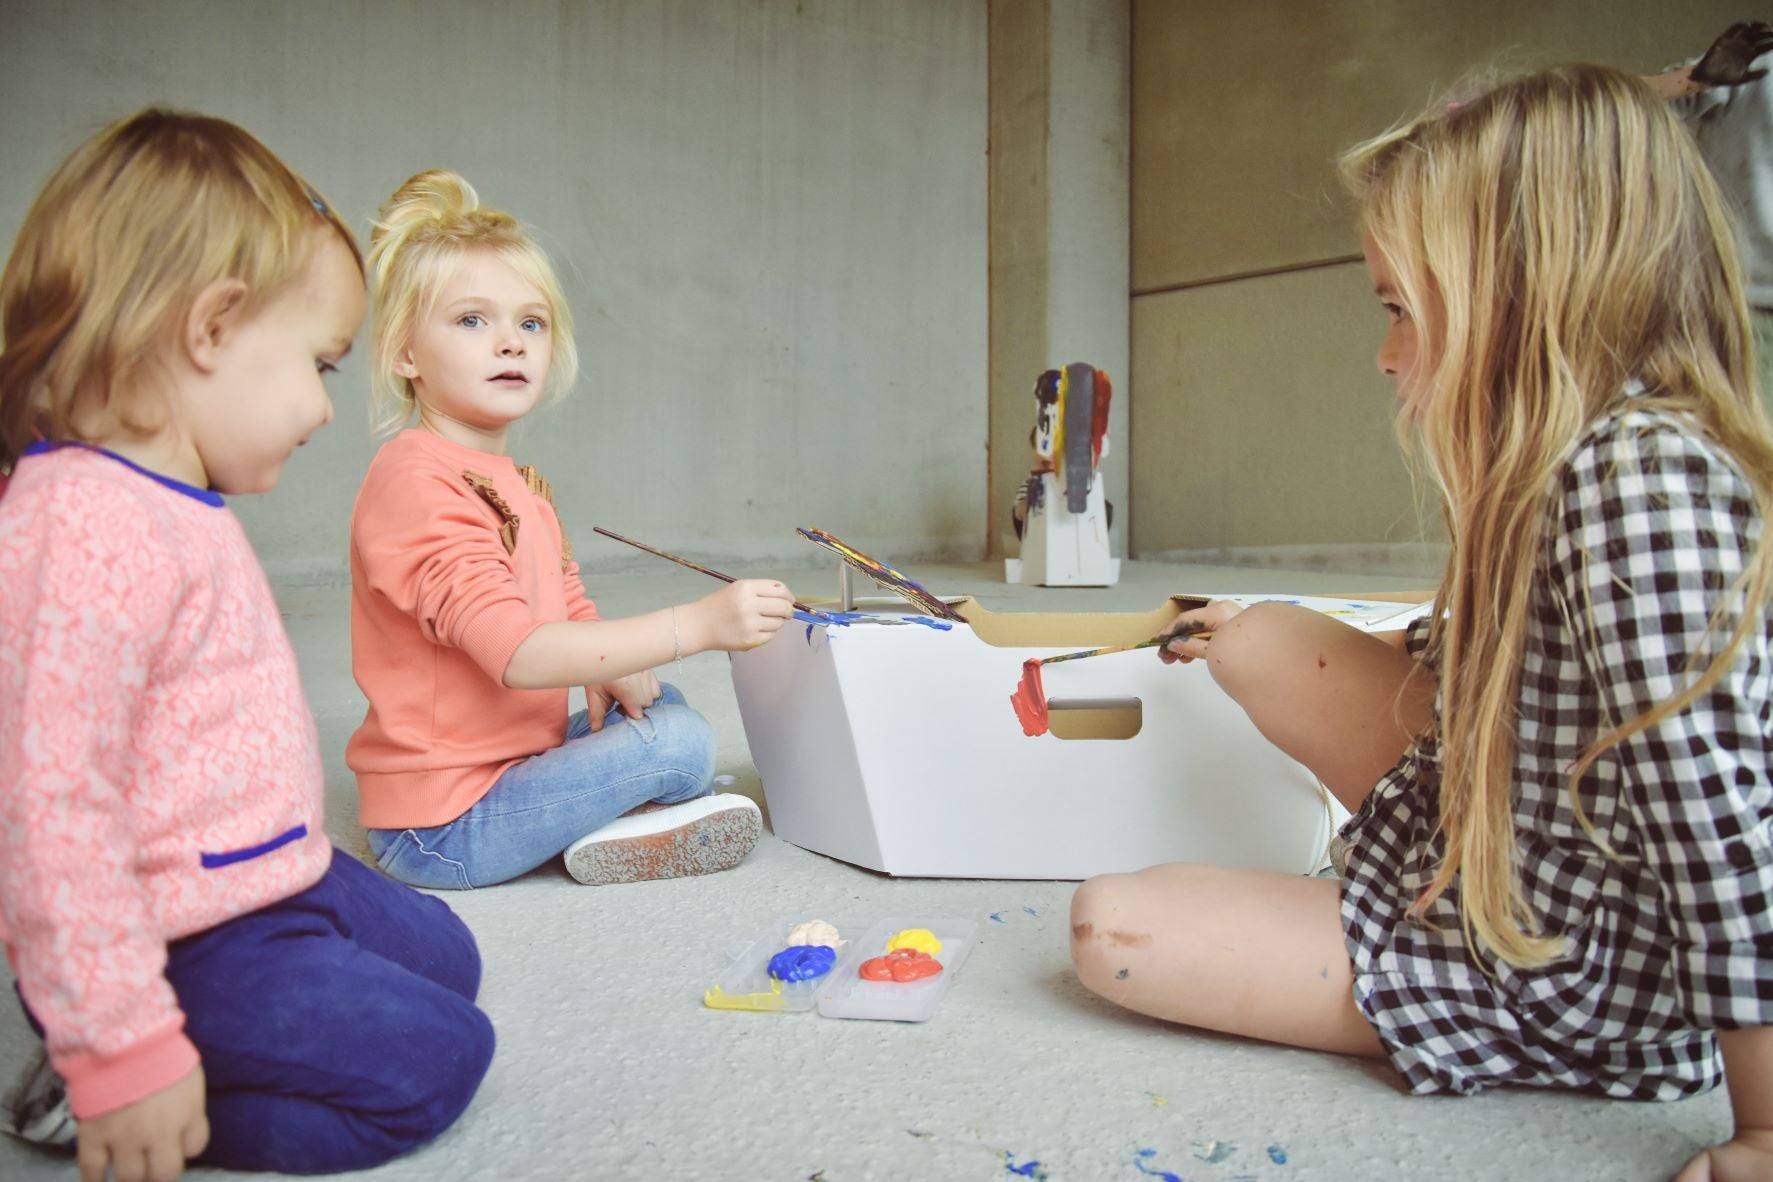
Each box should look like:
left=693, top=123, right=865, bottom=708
left=1132, top=1148, right=1184, bottom=1182
left=1001, top=1152, right=1047, bottom=1179
left=1266, top=1145, right=1288, bottom=1165
left=989, top=912, right=1009, bottom=923
left=768, top=944, right=837, bottom=982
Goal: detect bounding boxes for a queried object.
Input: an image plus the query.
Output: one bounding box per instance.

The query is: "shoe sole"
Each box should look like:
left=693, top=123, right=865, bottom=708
left=565, top=800, right=761, bottom=886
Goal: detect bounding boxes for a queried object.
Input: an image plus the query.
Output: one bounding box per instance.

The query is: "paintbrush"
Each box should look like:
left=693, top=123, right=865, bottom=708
left=1011, top=624, right=1217, bottom=737
left=1034, top=623, right=1215, bottom=667
left=592, top=526, right=828, bottom=618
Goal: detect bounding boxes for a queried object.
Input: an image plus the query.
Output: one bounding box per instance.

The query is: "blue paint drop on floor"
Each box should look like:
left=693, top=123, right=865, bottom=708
left=1266, top=1145, right=1288, bottom=1165
left=1002, top=1151, right=1048, bottom=1179
left=1023, top=906, right=1039, bottom=917
left=1132, top=1148, right=1184, bottom=1182
left=989, top=912, right=1008, bottom=923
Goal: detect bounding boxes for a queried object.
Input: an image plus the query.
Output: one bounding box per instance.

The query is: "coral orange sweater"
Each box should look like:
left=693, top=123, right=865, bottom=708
left=347, top=431, right=599, bottom=828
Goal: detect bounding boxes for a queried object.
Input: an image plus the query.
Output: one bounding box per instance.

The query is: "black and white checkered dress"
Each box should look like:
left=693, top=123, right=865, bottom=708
left=1340, top=394, right=1773, bottom=1099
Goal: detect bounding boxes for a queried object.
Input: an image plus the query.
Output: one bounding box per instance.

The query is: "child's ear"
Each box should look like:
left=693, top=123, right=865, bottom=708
left=182, top=278, right=252, bottom=374
left=393, top=347, right=419, bottom=380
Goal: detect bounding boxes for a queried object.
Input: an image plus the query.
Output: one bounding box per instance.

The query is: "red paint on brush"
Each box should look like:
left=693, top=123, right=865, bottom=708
left=1011, top=658, right=1049, bottom=737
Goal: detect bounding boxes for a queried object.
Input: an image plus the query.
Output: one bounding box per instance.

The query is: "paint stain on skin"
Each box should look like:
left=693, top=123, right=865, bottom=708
left=1106, top=930, right=1152, bottom=948
left=1319, top=964, right=1329, bottom=980
left=1116, top=968, right=1129, bottom=980
left=1132, top=1148, right=1183, bottom=1181
left=1267, top=1144, right=1289, bottom=1164
left=1071, top=921, right=1093, bottom=941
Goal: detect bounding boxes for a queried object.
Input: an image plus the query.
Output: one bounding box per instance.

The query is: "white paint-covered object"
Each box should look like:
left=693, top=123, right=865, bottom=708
left=730, top=594, right=1423, bottom=880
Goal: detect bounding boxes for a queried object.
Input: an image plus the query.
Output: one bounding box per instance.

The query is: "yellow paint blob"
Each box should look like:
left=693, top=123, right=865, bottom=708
left=887, top=928, right=942, bottom=956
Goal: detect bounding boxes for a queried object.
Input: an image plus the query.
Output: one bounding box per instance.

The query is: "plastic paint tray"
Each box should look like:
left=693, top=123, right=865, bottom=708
left=703, top=915, right=871, bottom=1013
left=816, top=916, right=979, bottom=1023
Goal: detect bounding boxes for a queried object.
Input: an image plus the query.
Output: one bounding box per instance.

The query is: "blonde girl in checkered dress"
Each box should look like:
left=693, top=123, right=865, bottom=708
left=1070, top=65, right=1773, bottom=1180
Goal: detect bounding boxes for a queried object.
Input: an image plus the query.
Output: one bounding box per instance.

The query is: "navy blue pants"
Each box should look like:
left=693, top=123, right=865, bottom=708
left=27, top=847, right=495, bottom=1174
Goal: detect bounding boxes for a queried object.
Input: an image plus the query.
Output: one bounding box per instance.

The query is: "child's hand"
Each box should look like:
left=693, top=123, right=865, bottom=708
left=589, top=670, right=661, bottom=731
left=1672, top=1129, right=1773, bottom=1181
left=692, top=580, right=795, bottom=652
left=77, top=1065, right=207, bottom=1182
left=1156, top=600, right=1245, bottom=665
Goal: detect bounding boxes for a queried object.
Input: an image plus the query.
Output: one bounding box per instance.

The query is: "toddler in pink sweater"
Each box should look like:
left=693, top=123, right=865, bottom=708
left=0, top=112, right=492, bottom=1179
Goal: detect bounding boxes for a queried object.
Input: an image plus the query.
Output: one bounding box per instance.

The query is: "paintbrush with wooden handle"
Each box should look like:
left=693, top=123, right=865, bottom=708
left=1034, top=622, right=1215, bottom=666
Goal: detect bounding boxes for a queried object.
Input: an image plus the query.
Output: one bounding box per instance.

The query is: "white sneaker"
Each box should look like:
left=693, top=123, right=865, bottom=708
left=2, top=1047, right=75, bottom=1148
left=563, top=793, right=762, bottom=886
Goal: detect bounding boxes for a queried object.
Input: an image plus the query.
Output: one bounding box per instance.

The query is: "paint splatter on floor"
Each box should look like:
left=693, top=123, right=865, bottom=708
left=1145, top=1091, right=1168, bottom=1106
left=1132, top=1148, right=1184, bottom=1181
left=1266, top=1145, right=1288, bottom=1164
left=989, top=912, right=1009, bottom=923
left=1023, top=906, right=1040, bottom=917
left=1001, top=1151, right=1049, bottom=1179
left=1193, top=1140, right=1236, bottom=1163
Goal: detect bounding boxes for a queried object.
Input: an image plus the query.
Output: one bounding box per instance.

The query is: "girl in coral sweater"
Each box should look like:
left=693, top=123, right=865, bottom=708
left=348, top=170, right=794, bottom=890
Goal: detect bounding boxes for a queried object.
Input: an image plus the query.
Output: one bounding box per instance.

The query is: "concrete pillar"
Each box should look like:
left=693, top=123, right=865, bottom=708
left=987, top=0, right=1130, bottom=560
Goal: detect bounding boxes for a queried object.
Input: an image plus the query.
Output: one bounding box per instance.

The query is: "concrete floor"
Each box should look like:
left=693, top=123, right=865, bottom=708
left=0, top=558, right=1735, bottom=1181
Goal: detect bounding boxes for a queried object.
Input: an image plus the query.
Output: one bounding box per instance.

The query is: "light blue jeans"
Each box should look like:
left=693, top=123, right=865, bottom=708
left=366, top=684, right=716, bottom=889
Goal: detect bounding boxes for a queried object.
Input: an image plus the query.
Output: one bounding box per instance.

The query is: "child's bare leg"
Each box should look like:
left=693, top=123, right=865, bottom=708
left=1070, top=862, right=1383, bottom=1057
left=1200, top=602, right=1434, bottom=813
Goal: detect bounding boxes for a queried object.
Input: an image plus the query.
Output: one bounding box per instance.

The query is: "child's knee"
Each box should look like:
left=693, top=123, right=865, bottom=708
left=652, top=704, right=716, bottom=783
left=1069, top=873, right=1135, bottom=992
left=352, top=999, right=494, bottom=1167
left=1202, top=601, right=1299, bottom=696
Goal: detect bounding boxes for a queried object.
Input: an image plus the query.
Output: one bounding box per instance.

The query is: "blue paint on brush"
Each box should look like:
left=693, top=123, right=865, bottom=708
left=1266, top=1145, right=1288, bottom=1165
left=1132, top=1148, right=1184, bottom=1181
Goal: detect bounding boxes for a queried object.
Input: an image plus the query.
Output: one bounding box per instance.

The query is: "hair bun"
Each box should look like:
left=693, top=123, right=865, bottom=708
left=371, top=169, right=480, bottom=246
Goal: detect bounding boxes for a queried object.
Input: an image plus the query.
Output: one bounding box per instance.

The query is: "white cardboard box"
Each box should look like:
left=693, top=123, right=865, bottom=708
left=730, top=593, right=1429, bottom=880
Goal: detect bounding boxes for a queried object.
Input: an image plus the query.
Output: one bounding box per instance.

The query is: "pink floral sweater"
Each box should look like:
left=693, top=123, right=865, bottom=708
left=0, top=444, right=331, bottom=1119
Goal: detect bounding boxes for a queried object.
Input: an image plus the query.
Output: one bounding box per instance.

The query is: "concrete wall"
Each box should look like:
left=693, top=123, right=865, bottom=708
left=0, top=0, right=987, bottom=579
left=1130, top=0, right=1753, bottom=557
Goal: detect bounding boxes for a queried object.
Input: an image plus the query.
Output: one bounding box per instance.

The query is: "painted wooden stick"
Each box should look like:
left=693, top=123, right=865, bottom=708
left=591, top=526, right=826, bottom=617
left=1035, top=625, right=1215, bottom=667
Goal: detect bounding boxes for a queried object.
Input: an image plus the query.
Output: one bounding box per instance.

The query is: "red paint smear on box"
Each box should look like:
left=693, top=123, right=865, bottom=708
left=1011, top=658, right=1049, bottom=737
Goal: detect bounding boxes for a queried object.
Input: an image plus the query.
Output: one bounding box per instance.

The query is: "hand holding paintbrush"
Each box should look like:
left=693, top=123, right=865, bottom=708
left=1010, top=606, right=1235, bottom=737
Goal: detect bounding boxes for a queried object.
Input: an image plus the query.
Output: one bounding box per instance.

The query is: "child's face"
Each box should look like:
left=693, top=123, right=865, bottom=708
left=398, top=248, right=554, bottom=433
left=1361, top=233, right=1426, bottom=413
left=190, top=232, right=365, bottom=494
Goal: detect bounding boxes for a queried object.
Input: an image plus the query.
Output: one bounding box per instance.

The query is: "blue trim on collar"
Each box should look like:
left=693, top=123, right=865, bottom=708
left=22, top=441, right=224, bottom=507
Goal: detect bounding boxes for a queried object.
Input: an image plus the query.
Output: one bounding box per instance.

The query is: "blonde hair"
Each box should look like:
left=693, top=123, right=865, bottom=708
left=365, top=170, right=578, bottom=435
left=0, top=108, right=361, bottom=472
left=1342, top=64, right=1773, bottom=968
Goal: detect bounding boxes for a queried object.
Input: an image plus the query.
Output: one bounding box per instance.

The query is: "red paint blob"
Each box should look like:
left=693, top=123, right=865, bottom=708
left=1010, top=658, right=1049, bottom=737
left=860, top=948, right=944, bottom=982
